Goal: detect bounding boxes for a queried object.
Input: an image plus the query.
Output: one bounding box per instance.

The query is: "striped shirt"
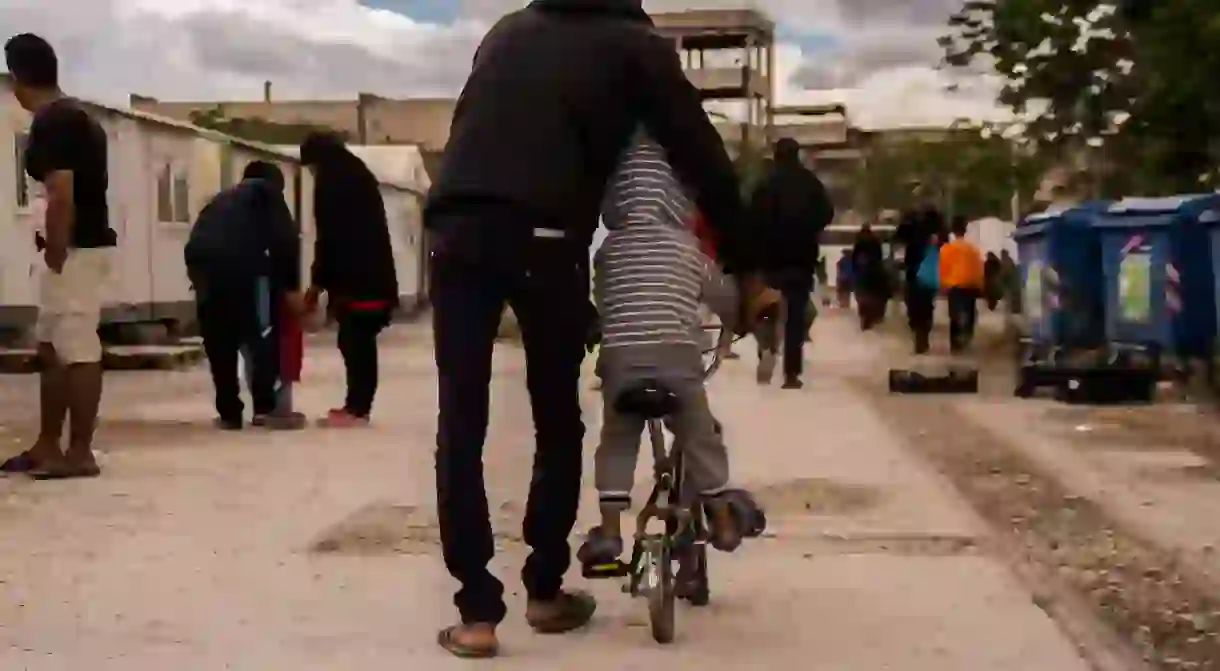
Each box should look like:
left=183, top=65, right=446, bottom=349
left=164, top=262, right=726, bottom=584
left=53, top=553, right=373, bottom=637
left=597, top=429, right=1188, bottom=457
left=596, top=130, right=706, bottom=349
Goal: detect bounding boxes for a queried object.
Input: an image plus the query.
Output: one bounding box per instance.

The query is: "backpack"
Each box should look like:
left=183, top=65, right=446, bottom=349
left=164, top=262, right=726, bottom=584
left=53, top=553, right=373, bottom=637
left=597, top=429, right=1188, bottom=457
left=916, top=244, right=940, bottom=291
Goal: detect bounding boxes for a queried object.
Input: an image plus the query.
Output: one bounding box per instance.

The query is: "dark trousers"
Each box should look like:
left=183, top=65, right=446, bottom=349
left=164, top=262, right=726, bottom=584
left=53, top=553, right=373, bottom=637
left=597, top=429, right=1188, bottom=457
left=197, top=283, right=279, bottom=421
left=947, top=287, right=979, bottom=353
left=431, top=237, right=589, bottom=625
left=336, top=307, right=390, bottom=417
left=759, top=270, right=813, bottom=379
left=905, top=279, right=936, bottom=338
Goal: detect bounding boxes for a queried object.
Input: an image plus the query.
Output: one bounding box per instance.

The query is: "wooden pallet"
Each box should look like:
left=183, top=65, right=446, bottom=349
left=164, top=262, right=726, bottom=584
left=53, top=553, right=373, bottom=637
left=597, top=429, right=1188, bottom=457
left=0, top=344, right=205, bottom=374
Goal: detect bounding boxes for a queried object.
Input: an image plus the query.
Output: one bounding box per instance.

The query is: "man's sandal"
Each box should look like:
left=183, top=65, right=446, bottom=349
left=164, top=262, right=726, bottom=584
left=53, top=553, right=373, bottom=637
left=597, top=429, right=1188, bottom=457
left=0, top=451, right=41, bottom=474
left=28, top=460, right=101, bottom=480
left=436, top=626, right=499, bottom=659
left=526, top=590, right=597, bottom=634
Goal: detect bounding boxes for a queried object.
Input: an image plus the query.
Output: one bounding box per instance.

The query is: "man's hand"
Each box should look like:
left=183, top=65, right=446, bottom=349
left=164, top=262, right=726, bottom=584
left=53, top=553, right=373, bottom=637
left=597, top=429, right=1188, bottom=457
left=284, top=291, right=308, bottom=317
left=734, top=273, right=781, bottom=335
left=303, top=286, right=322, bottom=312
left=44, top=245, right=67, bottom=274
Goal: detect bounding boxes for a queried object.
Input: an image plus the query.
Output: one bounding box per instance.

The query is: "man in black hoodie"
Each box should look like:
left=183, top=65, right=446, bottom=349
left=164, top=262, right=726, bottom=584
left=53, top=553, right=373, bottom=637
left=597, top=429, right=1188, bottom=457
left=299, top=132, right=399, bottom=427
left=424, top=0, right=769, bottom=657
left=893, top=192, right=946, bottom=354
left=185, top=161, right=301, bottom=430
left=749, top=137, right=834, bottom=389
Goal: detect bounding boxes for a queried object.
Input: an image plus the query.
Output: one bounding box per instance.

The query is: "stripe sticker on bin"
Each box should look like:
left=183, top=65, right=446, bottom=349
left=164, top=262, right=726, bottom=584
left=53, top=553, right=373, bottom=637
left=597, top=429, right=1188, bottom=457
left=1166, top=262, right=1182, bottom=313
left=1044, top=265, right=1060, bottom=309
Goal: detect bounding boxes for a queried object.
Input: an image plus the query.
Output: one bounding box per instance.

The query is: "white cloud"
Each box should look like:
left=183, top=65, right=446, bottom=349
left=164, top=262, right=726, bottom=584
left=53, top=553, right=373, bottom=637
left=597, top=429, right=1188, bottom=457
left=2, top=0, right=1007, bottom=128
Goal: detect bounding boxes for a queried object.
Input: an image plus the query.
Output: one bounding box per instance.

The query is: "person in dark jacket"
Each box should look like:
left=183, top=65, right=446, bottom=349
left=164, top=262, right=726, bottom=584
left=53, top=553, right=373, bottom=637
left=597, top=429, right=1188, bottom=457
left=299, top=132, right=399, bottom=428
left=185, top=161, right=301, bottom=430
left=423, top=0, right=770, bottom=658
left=748, top=137, right=834, bottom=389
left=983, top=251, right=1002, bottom=311
left=893, top=193, right=946, bottom=354
left=851, top=223, right=888, bottom=330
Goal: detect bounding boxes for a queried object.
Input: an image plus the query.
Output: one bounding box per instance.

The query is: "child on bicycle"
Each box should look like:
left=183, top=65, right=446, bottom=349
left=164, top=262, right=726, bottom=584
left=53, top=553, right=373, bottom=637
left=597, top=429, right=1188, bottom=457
left=578, top=129, right=768, bottom=572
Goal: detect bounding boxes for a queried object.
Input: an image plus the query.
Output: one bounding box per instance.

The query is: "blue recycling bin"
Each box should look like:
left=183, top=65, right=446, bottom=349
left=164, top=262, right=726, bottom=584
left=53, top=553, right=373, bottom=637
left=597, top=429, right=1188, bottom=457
left=1093, top=195, right=1220, bottom=358
left=1210, top=209, right=1220, bottom=341
left=1012, top=202, right=1109, bottom=350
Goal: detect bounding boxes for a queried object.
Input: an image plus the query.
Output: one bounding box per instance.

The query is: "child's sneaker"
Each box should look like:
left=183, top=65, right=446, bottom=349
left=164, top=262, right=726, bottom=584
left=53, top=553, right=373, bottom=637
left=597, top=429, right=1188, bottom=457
left=317, top=409, right=370, bottom=428
left=578, top=526, right=626, bottom=578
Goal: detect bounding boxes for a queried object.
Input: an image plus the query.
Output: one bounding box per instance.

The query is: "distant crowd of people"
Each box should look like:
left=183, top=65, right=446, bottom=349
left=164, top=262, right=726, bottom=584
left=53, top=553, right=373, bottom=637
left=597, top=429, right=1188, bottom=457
left=834, top=199, right=1021, bottom=355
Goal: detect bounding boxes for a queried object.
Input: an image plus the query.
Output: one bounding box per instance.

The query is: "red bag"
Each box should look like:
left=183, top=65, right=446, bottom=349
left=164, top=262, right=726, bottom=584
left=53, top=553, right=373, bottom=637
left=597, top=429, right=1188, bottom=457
left=279, top=300, right=304, bottom=383
left=691, top=210, right=718, bottom=261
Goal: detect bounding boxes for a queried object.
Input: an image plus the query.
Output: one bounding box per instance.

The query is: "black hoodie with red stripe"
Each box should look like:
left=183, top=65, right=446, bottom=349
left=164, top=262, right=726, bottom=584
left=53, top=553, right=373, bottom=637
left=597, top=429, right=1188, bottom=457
left=302, top=133, right=399, bottom=307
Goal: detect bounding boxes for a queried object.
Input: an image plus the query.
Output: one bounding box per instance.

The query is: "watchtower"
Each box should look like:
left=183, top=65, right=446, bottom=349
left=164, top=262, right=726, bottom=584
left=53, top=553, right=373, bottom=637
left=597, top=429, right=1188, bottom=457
left=652, top=9, right=775, bottom=154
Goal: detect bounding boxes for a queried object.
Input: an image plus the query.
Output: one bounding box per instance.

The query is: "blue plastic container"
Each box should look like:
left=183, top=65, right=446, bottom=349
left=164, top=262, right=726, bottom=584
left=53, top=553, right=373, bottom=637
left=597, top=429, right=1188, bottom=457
left=1093, top=195, right=1220, bottom=358
left=1202, top=206, right=1220, bottom=351
left=1012, top=202, right=1109, bottom=349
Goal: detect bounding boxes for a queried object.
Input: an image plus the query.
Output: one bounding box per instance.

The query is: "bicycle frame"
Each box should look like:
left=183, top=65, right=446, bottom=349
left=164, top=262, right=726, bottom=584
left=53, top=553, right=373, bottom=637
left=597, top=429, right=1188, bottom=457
left=624, top=321, right=731, bottom=595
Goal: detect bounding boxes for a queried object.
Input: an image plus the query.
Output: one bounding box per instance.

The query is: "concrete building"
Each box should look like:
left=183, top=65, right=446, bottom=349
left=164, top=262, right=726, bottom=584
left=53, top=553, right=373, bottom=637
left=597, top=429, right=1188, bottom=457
left=652, top=9, right=775, bottom=151
left=131, top=9, right=777, bottom=152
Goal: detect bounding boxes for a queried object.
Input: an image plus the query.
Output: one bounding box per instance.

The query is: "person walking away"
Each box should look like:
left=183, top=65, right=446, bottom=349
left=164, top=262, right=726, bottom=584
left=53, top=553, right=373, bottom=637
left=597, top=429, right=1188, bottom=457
left=939, top=217, right=985, bottom=354
left=579, top=131, right=770, bottom=573
left=749, top=137, right=835, bottom=389
left=983, top=251, right=1002, bottom=311
left=299, top=132, right=398, bottom=428
left=851, top=224, right=887, bottom=330
left=999, top=249, right=1020, bottom=314
left=185, top=161, right=302, bottom=430
left=1, top=35, right=115, bottom=479
left=835, top=249, right=854, bottom=308
left=423, top=0, right=770, bottom=657
left=894, top=192, right=946, bottom=354
left=815, top=255, right=831, bottom=308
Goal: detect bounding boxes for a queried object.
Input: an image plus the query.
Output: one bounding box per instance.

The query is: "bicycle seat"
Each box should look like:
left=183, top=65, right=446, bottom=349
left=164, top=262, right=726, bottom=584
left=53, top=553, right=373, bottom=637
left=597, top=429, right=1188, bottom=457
left=614, top=379, right=679, bottom=419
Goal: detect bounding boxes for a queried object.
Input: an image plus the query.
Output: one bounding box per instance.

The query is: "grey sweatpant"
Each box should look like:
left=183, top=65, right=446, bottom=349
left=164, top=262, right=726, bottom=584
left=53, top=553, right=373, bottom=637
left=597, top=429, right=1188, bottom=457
left=595, top=342, right=729, bottom=510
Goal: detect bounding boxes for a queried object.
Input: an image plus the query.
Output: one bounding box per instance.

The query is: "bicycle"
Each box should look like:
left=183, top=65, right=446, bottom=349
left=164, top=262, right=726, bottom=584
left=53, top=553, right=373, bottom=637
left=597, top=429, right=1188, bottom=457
left=582, top=317, right=761, bottom=643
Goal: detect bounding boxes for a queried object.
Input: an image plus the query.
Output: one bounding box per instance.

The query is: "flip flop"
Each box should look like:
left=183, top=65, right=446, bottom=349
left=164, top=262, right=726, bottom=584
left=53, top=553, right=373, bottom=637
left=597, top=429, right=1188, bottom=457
left=28, top=461, right=102, bottom=480
left=526, top=590, right=597, bottom=634
left=0, top=451, right=40, bottom=474
left=436, top=626, right=499, bottom=659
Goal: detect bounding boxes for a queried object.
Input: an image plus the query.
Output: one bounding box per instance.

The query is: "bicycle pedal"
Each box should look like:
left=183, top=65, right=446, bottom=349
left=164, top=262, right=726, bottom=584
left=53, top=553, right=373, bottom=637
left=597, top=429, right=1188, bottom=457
left=581, top=559, right=629, bottom=579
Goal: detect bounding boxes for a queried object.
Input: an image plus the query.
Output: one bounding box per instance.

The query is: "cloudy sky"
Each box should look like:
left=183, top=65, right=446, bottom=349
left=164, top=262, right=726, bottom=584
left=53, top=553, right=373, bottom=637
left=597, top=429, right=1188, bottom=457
left=1, top=0, right=1011, bottom=129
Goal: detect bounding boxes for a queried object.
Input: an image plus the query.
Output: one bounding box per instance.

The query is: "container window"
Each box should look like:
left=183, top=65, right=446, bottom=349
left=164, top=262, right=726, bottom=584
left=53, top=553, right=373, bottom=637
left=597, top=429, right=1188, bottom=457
left=156, top=163, right=173, bottom=222
left=172, top=168, right=190, bottom=222
left=14, top=133, right=28, bottom=209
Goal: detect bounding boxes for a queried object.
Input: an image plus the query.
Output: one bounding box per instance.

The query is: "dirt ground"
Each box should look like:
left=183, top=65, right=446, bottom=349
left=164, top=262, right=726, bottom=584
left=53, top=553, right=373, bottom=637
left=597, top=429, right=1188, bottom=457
left=848, top=300, right=1220, bottom=671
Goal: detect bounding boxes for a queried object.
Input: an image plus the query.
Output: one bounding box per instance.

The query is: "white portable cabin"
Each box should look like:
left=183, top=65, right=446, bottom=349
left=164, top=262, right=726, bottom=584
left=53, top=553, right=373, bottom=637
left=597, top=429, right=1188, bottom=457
left=0, top=74, right=37, bottom=333
left=0, top=75, right=317, bottom=335
left=274, top=144, right=429, bottom=311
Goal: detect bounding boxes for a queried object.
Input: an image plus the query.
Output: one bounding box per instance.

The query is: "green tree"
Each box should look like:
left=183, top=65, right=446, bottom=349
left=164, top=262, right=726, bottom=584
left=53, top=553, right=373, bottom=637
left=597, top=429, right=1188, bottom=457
left=940, top=0, right=1220, bottom=193
left=188, top=107, right=349, bottom=146
left=857, top=124, right=1047, bottom=221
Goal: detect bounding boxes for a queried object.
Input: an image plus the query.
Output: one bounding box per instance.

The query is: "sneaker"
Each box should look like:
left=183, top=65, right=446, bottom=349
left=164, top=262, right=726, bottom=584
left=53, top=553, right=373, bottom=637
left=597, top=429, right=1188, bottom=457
left=253, top=412, right=307, bottom=430
left=214, top=417, right=243, bottom=431
left=577, top=526, right=624, bottom=569
left=757, top=350, right=776, bottom=384
left=781, top=377, right=803, bottom=390
left=317, top=410, right=370, bottom=428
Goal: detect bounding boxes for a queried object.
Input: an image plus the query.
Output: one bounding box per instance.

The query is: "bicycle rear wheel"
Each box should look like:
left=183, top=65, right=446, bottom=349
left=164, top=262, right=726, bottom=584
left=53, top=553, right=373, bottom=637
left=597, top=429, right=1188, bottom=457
left=646, top=541, right=676, bottom=643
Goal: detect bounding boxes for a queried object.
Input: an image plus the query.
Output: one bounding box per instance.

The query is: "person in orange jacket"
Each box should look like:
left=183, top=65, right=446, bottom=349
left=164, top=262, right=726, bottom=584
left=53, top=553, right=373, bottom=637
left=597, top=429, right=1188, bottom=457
left=938, top=216, right=985, bottom=353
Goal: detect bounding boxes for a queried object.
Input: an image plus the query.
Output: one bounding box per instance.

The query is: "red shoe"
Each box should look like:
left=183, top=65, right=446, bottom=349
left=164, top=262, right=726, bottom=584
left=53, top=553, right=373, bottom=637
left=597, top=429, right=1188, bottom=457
left=317, top=410, right=370, bottom=428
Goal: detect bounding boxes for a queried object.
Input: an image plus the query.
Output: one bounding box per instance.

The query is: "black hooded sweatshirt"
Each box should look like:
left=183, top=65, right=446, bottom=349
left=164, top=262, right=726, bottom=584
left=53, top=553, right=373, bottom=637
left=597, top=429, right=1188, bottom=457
left=185, top=177, right=300, bottom=298
left=424, top=0, right=758, bottom=274
left=748, top=138, right=835, bottom=273
left=303, top=135, right=399, bottom=305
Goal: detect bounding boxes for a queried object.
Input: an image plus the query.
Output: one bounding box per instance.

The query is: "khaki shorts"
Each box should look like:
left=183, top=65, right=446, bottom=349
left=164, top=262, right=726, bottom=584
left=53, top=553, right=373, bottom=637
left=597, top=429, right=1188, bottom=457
left=35, top=247, right=113, bottom=364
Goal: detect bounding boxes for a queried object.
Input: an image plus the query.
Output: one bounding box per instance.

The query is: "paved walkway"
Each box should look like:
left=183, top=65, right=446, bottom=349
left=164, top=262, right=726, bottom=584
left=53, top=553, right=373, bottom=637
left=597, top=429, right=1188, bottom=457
left=0, top=315, right=1092, bottom=669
